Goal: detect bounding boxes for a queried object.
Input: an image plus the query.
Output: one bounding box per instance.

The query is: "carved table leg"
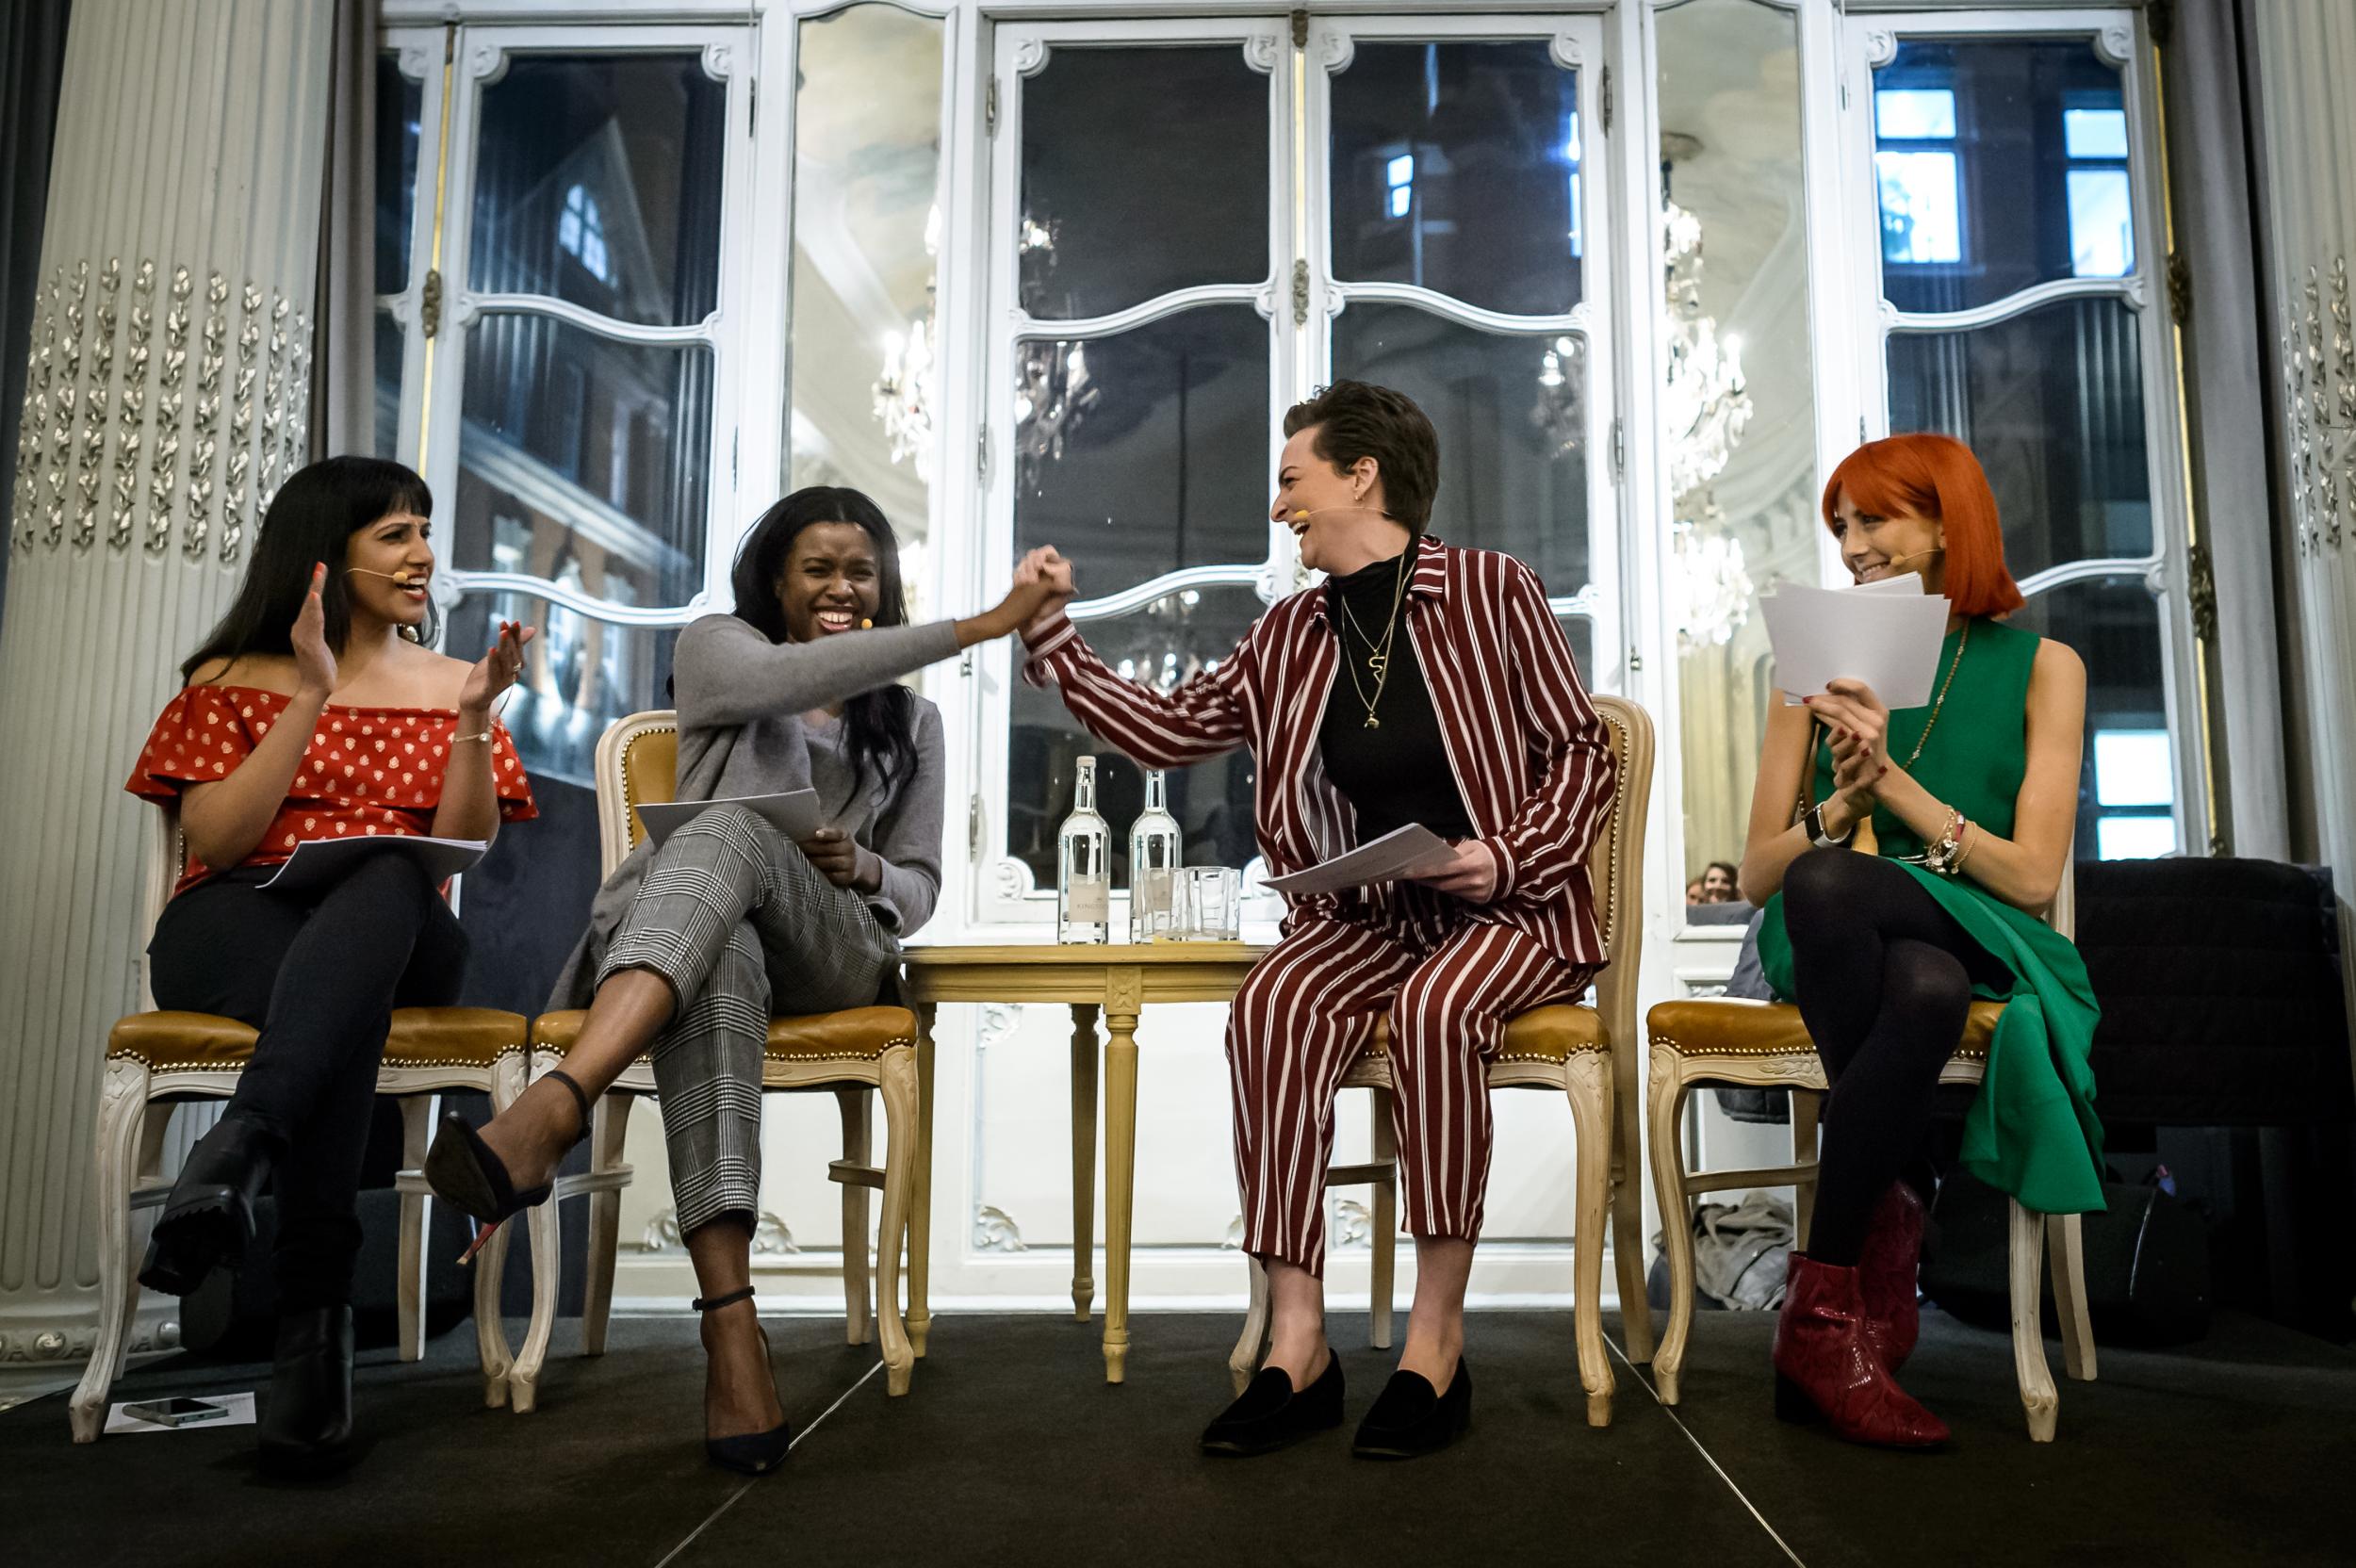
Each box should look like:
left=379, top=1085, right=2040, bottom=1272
left=1070, top=1002, right=1101, bottom=1321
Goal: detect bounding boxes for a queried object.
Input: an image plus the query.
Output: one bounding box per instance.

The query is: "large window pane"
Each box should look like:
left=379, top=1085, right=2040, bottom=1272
left=2007, top=577, right=2174, bottom=860
left=788, top=4, right=944, bottom=546
left=1658, top=0, right=1818, bottom=912
left=451, top=594, right=679, bottom=787
left=1887, top=297, right=2151, bottom=579
left=1329, top=41, right=1582, bottom=316
left=376, top=56, right=422, bottom=295
left=454, top=318, right=713, bottom=604
left=1873, top=40, right=2132, bottom=313
left=1331, top=303, right=1590, bottom=594
left=1009, top=585, right=1265, bottom=886
left=1012, top=306, right=1271, bottom=599
left=1020, top=46, right=1268, bottom=318
left=468, top=54, right=728, bottom=327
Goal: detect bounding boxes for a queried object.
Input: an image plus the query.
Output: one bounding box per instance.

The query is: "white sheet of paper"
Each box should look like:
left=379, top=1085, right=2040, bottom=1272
left=106, top=1391, right=256, bottom=1434
left=259, top=835, right=485, bottom=894
left=1760, top=580, right=1952, bottom=710
left=637, top=790, right=824, bottom=847
left=1262, top=824, right=1459, bottom=897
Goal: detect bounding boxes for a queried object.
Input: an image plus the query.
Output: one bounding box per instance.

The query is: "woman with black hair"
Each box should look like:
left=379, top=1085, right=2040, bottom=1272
left=427, top=485, right=1057, bottom=1476
left=125, top=456, right=535, bottom=1474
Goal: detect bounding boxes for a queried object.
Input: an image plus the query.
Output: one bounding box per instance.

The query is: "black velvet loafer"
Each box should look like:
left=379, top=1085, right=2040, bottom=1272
left=1200, top=1351, right=1344, bottom=1457
left=1351, top=1358, right=1472, bottom=1460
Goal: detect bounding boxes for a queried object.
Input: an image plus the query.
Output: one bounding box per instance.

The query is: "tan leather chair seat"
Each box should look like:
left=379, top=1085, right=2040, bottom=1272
left=532, top=1004, right=917, bottom=1062
left=108, top=1006, right=528, bottom=1070
left=1359, top=1002, right=1609, bottom=1064
left=1646, top=997, right=2002, bottom=1061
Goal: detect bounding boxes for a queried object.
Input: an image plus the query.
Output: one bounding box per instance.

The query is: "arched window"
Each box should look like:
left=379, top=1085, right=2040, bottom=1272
left=557, top=182, right=610, bottom=282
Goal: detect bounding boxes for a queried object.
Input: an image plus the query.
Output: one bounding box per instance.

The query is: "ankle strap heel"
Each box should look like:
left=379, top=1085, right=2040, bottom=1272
left=693, top=1285, right=757, bottom=1314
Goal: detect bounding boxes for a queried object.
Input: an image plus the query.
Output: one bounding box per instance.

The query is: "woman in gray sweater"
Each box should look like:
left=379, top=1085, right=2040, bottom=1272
left=426, top=486, right=1055, bottom=1474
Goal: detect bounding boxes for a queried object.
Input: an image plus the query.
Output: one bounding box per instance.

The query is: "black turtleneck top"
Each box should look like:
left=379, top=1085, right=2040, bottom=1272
left=1317, top=548, right=1476, bottom=843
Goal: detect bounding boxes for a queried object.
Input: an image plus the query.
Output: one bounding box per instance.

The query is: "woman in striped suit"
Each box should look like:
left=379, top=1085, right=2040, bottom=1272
left=1017, top=381, right=1617, bottom=1460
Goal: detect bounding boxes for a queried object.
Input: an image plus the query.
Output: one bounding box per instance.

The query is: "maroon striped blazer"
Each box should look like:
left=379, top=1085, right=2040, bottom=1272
left=1021, top=534, right=1617, bottom=968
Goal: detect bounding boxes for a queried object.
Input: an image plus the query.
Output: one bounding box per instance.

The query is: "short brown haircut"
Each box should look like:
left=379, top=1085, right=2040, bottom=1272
left=1281, top=380, right=1440, bottom=532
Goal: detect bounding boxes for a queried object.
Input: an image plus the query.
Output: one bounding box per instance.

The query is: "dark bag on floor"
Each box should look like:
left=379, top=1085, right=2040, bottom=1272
left=1919, top=1169, right=2210, bottom=1346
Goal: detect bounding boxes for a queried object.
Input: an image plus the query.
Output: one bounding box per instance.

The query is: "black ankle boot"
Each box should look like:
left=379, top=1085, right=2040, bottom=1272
left=257, top=1305, right=356, bottom=1478
left=139, top=1114, right=279, bottom=1297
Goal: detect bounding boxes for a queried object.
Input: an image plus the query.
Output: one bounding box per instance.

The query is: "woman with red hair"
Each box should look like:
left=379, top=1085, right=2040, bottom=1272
left=1737, top=433, right=2102, bottom=1448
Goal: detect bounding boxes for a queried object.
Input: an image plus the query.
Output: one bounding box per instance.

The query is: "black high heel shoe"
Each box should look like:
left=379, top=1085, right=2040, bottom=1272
left=423, top=1069, right=591, bottom=1263
left=139, top=1113, right=280, bottom=1297
left=695, top=1286, right=792, bottom=1476
left=257, top=1304, right=357, bottom=1478
left=1200, top=1348, right=1345, bottom=1457
left=1351, top=1358, right=1472, bottom=1460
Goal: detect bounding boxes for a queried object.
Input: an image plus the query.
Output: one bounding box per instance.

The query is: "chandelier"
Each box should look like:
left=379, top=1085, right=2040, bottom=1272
left=872, top=204, right=942, bottom=480
left=1672, top=496, right=1755, bottom=649
left=1661, top=198, right=1753, bottom=502
left=1529, top=334, right=1585, bottom=456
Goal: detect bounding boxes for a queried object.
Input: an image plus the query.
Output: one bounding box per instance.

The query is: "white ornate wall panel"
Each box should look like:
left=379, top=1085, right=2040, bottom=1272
left=0, top=0, right=335, bottom=1364
left=2250, top=0, right=2356, bottom=1052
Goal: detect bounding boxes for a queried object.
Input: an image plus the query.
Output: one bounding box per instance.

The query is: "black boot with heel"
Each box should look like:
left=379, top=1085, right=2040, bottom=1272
left=257, top=1304, right=356, bottom=1478
left=139, top=1113, right=281, bottom=1297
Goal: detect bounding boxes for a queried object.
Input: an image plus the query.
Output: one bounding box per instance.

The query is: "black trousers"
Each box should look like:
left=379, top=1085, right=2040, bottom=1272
left=147, top=853, right=468, bottom=1310
left=1780, top=848, right=2012, bottom=1266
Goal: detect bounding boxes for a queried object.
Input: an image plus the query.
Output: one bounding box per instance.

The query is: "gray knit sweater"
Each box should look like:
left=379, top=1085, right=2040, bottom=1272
left=547, top=612, right=958, bottom=1009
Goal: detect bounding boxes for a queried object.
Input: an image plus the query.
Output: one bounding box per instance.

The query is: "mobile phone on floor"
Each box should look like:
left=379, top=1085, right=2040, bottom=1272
left=122, top=1396, right=232, bottom=1429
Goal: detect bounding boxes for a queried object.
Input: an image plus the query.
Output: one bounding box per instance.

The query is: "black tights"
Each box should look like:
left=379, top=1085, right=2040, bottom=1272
left=1780, top=848, right=2011, bottom=1266
left=147, top=854, right=467, bottom=1309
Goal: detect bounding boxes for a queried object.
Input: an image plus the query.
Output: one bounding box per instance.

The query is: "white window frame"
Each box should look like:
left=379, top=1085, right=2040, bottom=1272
left=964, top=9, right=1616, bottom=931
left=380, top=18, right=764, bottom=632
left=1835, top=7, right=2206, bottom=852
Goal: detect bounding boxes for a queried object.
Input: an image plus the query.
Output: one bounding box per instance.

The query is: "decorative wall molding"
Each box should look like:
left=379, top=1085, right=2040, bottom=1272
left=8, top=257, right=314, bottom=565
left=973, top=1203, right=1026, bottom=1251
left=2282, top=257, right=2353, bottom=555
left=640, top=1206, right=800, bottom=1254
left=0, top=1316, right=178, bottom=1364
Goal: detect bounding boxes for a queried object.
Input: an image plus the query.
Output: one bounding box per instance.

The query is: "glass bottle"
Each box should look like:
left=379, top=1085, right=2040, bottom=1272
left=1056, top=755, right=1111, bottom=943
left=1128, top=769, right=1183, bottom=942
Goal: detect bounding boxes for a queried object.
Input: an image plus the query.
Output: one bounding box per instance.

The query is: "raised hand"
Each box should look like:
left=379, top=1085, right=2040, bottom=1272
left=460, top=618, right=536, bottom=718
left=292, top=563, right=338, bottom=700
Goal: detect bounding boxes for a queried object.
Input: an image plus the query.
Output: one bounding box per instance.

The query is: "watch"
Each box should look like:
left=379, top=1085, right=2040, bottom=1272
left=1806, top=803, right=1856, bottom=849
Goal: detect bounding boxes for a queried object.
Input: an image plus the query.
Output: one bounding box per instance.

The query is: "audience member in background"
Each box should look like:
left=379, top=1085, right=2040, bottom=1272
left=426, top=486, right=1057, bottom=1478
left=127, top=457, right=536, bottom=1475
left=1701, top=860, right=1741, bottom=902
left=1015, top=381, right=1615, bottom=1461
left=1737, top=433, right=2102, bottom=1449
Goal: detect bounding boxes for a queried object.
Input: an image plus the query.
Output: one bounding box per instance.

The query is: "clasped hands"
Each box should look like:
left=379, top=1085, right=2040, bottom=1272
left=1804, top=678, right=1903, bottom=837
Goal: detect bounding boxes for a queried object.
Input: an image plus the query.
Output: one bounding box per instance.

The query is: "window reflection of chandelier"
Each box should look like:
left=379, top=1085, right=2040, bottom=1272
left=873, top=204, right=942, bottom=480
left=1661, top=198, right=1752, bottom=502
left=1010, top=215, right=1102, bottom=492
left=1672, top=496, right=1755, bottom=650
left=1530, top=335, right=1585, bottom=456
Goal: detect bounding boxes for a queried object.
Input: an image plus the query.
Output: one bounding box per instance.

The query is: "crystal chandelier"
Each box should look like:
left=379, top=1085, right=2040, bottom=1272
left=1671, top=496, right=1755, bottom=650
left=1529, top=334, right=1585, bottom=456
left=1013, top=336, right=1100, bottom=493
left=872, top=205, right=942, bottom=480
left=1661, top=199, right=1753, bottom=503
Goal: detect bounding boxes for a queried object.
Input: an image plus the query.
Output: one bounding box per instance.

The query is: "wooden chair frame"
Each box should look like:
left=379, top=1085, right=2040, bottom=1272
left=1644, top=859, right=2097, bottom=1441
left=509, top=710, right=921, bottom=1406
left=71, top=805, right=526, bottom=1442
left=1228, top=694, right=1656, bottom=1429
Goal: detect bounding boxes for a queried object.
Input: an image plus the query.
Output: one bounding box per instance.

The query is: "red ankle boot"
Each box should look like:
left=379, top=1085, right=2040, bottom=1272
left=1773, top=1253, right=1949, bottom=1448
left=1857, top=1182, right=1925, bottom=1371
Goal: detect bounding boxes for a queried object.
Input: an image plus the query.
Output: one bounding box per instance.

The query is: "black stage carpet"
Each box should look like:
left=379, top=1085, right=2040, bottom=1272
left=5, top=1306, right=2348, bottom=1568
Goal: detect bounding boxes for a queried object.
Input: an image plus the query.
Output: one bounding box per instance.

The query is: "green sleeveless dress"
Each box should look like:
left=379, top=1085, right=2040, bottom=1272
left=1755, top=617, right=2105, bottom=1217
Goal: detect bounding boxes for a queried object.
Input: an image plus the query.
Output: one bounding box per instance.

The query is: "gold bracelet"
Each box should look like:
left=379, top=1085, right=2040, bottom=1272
left=452, top=728, right=492, bottom=744
left=1950, top=819, right=1979, bottom=874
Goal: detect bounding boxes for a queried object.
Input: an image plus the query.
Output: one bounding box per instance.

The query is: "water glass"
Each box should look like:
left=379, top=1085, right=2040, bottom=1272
left=1167, top=866, right=1242, bottom=941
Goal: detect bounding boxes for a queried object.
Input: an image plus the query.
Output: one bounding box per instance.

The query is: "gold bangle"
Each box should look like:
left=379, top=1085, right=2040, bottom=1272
left=452, top=728, right=492, bottom=744
left=1951, top=819, right=1979, bottom=874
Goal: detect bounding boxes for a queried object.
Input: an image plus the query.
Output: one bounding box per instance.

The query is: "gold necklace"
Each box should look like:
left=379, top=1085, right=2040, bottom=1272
left=1335, top=547, right=1411, bottom=727
left=1902, top=619, right=1972, bottom=765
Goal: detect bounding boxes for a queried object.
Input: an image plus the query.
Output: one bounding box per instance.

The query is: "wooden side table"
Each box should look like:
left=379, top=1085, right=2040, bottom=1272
left=899, top=941, right=1268, bottom=1382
